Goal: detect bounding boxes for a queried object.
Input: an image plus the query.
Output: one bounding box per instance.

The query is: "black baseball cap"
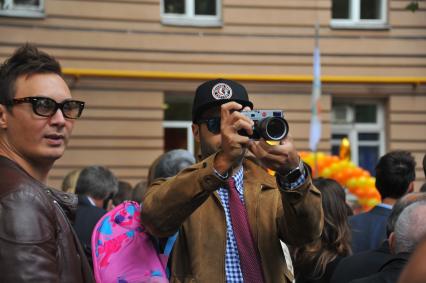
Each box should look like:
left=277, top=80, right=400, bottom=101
left=192, top=78, right=253, bottom=122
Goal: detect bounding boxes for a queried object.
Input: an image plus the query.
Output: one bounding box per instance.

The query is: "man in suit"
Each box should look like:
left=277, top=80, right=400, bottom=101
left=73, top=165, right=119, bottom=267
left=330, top=192, right=426, bottom=283
left=349, top=151, right=416, bottom=254
left=350, top=200, right=426, bottom=283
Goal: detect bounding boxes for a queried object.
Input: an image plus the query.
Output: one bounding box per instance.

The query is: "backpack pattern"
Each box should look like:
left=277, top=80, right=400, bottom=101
left=92, top=201, right=174, bottom=283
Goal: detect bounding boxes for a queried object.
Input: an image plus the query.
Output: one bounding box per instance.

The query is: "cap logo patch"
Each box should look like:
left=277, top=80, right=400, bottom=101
left=212, top=83, right=233, bottom=100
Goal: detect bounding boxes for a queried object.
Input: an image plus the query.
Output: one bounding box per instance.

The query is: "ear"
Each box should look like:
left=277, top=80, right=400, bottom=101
left=0, top=104, right=8, bottom=129
left=389, top=232, right=396, bottom=254
left=407, top=181, right=415, bottom=193
left=192, top=123, right=200, bottom=143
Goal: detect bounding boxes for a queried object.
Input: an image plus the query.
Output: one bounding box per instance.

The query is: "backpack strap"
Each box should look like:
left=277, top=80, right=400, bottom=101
left=163, top=232, right=178, bottom=257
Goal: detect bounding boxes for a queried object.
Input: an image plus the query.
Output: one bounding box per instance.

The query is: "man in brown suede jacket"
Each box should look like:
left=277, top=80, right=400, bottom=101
left=141, top=79, right=323, bottom=283
left=0, top=44, right=94, bottom=282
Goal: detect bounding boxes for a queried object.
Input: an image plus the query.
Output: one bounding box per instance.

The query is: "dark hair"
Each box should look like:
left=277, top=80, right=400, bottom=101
left=423, top=153, right=426, bottom=178
left=75, top=165, right=119, bottom=200
left=386, top=192, right=426, bottom=236
left=375, top=151, right=416, bottom=199
left=132, top=180, right=148, bottom=204
left=292, top=178, right=351, bottom=280
left=112, top=181, right=133, bottom=206
left=420, top=183, right=426, bottom=193
left=0, top=43, right=62, bottom=106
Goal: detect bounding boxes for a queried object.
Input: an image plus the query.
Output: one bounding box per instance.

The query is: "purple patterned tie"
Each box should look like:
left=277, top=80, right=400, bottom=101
left=228, top=178, right=265, bottom=283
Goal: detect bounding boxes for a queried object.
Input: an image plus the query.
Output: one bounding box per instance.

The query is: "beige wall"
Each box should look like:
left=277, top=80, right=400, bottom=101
left=0, top=0, right=425, bottom=188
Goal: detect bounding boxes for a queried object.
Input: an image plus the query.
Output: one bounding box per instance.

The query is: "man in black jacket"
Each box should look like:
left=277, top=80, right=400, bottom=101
left=0, top=44, right=94, bottom=282
left=349, top=200, right=426, bottom=283
left=331, top=192, right=426, bottom=283
left=73, top=165, right=119, bottom=267
left=349, top=151, right=416, bottom=253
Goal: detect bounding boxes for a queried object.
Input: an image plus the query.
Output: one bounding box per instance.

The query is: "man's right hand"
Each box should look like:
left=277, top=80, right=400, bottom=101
left=214, top=102, right=253, bottom=175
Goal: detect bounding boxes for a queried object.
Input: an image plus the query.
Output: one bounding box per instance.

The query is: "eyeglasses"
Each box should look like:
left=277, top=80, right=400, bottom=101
left=197, top=117, right=221, bottom=134
left=6, top=96, right=85, bottom=119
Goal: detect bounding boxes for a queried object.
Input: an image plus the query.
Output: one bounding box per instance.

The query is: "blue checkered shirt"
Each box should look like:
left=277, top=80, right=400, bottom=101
left=217, top=166, right=305, bottom=282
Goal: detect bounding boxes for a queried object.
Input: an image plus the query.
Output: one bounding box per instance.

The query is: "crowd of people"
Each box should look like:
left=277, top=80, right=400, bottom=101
left=0, top=43, right=425, bottom=283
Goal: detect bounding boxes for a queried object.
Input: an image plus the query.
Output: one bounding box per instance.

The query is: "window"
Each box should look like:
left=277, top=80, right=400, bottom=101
left=161, top=0, right=221, bottom=27
left=0, top=0, right=44, bottom=17
left=164, top=92, right=195, bottom=155
left=331, top=102, right=385, bottom=175
left=331, top=0, right=387, bottom=29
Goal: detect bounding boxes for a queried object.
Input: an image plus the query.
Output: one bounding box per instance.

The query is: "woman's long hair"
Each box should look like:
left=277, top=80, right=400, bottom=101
left=292, top=178, right=352, bottom=280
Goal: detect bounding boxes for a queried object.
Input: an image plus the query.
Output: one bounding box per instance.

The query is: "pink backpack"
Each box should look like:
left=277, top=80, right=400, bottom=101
left=92, top=201, right=177, bottom=283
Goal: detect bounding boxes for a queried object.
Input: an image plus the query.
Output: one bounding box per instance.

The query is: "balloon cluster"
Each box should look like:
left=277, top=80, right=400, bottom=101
left=300, top=151, right=381, bottom=211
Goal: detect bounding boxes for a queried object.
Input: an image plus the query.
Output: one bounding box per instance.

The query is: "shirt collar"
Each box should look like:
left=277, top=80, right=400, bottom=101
left=377, top=203, right=393, bottom=210
left=87, top=196, right=97, bottom=206
left=231, top=166, right=244, bottom=195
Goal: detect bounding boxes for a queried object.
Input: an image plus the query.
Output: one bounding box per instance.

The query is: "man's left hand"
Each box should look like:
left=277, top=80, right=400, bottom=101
left=248, top=135, right=300, bottom=175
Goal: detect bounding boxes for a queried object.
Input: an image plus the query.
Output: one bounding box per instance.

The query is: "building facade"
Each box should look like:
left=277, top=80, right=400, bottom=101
left=0, top=0, right=425, bottom=189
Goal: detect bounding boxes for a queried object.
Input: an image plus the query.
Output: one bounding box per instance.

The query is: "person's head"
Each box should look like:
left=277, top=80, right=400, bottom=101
left=112, top=180, right=133, bottom=206
left=132, top=180, right=148, bottom=204
left=390, top=200, right=426, bottom=254
left=420, top=183, right=426, bottom=193
left=293, top=178, right=351, bottom=279
left=386, top=192, right=426, bottom=237
left=154, top=149, right=196, bottom=180
left=0, top=44, right=84, bottom=171
left=61, top=169, right=81, bottom=193
left=375, top=151, right=416, bottom=200
left=191, top=79, right=253, bottom=159
left=75, top=165, right=119, bottom=208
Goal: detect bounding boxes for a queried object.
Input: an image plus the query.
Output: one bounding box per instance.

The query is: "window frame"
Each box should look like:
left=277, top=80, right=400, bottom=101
left=330, top=0, right=388, bottom=29
left=0, top=0, right=44, bottom=18
left=331, top=101, right=385, bottom=171
left=161, top=0, right=222, bottom=27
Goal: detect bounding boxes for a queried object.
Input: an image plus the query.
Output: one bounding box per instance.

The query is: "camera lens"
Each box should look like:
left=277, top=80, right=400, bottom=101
left=260, top=117, right=288, bottom=141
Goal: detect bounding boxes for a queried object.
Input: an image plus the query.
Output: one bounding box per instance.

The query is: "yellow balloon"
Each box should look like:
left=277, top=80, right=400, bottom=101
left=358, top=176, right=368, bottom=187
left=339, top=137, right=351, bottom=161
left=322, top=168, right=332, bottom=178
left=347, top=178, right=357, bottom=189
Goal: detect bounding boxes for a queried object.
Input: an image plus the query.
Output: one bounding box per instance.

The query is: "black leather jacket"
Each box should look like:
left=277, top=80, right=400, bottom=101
left=0, top=156, right=94, bottom=283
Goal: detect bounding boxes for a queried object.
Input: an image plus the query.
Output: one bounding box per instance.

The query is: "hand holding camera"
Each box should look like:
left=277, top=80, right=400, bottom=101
left=215, top=102, right=297, bottom=175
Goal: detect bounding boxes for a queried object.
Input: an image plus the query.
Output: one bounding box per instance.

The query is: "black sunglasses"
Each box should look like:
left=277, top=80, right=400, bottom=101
left=197, top=117, right=221, bottom=134
left=6, top=96, right=85, bottom=119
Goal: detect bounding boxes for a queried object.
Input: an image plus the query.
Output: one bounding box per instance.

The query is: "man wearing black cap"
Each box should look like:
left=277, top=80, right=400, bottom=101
left=141, top=79, right=323, bottom=283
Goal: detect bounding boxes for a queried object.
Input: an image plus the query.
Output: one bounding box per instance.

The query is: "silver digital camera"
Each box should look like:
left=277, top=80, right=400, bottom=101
left=239, top=110, right=289, bottom=141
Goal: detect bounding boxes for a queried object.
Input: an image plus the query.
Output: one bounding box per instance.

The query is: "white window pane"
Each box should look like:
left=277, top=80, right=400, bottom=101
left=195, top=0, right=216, bottom=15
left=164, top=0, right=185, bottom=14
left=332, top=0, right=350, bottom=19
left=360, top=0, right=381, bottom=19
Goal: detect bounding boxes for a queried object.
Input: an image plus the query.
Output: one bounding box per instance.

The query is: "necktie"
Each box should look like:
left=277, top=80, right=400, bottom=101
left=228, top=178, right=265, bottom=283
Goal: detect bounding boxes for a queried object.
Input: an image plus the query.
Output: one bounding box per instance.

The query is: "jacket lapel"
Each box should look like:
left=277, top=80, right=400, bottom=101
left=242, top=160, right=276, bottom=243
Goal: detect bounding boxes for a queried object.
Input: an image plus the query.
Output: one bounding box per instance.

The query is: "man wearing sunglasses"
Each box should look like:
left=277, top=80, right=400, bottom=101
left=142, top=79, right=323, bottom=283
left=0, top=44, right=94, bottom=282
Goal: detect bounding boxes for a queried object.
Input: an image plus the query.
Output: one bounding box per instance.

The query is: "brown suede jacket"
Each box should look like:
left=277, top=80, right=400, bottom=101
left=0, top=156, right=94, bottom=283
left=141, top=153, right=324, bottom=283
